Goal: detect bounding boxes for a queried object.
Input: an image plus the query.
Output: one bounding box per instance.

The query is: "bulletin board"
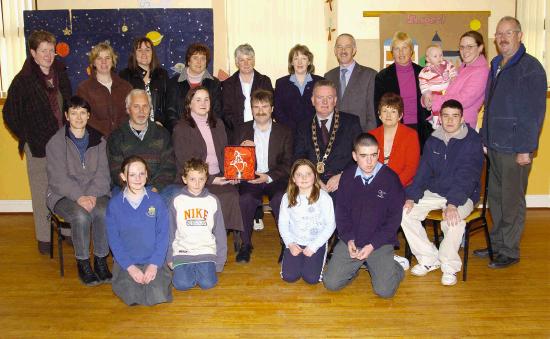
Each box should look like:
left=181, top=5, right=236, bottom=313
left=24, top=9, right=213, bottom=90
left=378, top=12, right=489, bottom=69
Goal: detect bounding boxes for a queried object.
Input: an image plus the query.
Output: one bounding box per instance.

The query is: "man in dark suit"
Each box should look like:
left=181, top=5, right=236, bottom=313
left=222, top=44, right=273, bottom=139
left=294, top=80, right=362, bottom=195
left=234, top=89, right=293, bottom=263
left=325, top=34, right=377, bottom=132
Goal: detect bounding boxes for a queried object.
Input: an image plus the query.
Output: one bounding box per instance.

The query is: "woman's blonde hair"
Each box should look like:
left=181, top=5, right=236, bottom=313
left=89, top=42, right=118, bottom=71
left=286, top=159, right=321, bottom=207
left=391, top=31, right=413, bottom=53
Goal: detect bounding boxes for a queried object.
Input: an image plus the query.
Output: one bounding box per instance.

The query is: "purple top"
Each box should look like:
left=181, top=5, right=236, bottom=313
left=396, top=62, right=418, bottom=124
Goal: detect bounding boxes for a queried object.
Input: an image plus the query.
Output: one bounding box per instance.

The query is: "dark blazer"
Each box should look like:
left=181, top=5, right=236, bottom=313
left=272, top=74, right=324, bottom=133
left=3, top=57, right=72, bottom=157
left=233, top=120, right=293, bottom=182
left=325, top=62, right=377, bottom=132
left=119, top=66, right=169, bottom=126
left=374, top=63, right=432, bottom=149
left=221, top=70, right=273, bottom=132
left=294, top=111, right=362, bottom=183
left=172, top=117, right=227, bottom=185
left=165, top=74, right=222, bottom=134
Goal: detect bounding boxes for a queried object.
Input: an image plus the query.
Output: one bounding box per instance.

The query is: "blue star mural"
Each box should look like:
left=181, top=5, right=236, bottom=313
left=24, top=8, right=214, bottom=90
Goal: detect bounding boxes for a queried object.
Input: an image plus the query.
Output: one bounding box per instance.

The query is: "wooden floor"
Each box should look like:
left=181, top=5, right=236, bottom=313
left=0, top=210, right=549, bottom=338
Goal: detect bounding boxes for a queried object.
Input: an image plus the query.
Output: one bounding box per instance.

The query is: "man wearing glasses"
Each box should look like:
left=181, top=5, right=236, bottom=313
left=475, top=16, right=547, bottom=269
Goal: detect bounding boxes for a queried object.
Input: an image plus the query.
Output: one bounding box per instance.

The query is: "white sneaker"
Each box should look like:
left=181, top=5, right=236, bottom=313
left=253, top=219, right=264, bottom=231
left=441, top=272, right=457, bottom=286
left=410, top=263, right=440, bottom=276
left=393, top=255, right=410, bottom=271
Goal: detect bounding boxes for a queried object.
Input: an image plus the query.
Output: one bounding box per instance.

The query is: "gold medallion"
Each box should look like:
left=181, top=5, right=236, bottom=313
left=316, top=162, right=325, bottom=174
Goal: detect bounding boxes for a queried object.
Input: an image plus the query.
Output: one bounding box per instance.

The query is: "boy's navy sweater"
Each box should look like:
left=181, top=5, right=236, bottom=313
left=406, top=124, right=484, bottom=207
left=106, top=188, right=169, bottom=270
left=336, top=165, right=405, bottom=249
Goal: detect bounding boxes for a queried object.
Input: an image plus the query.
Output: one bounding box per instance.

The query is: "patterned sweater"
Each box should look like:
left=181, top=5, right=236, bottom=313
left=107, top=121, right=176, bottom=190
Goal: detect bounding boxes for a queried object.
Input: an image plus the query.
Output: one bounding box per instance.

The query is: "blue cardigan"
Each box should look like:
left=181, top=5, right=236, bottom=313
left=106, top=188, right=169, bottom=270
left=481, top=43, right=547, bottom=154
left=336, top=165, right=405, bottom=249
left=273, top=74, right=324, bottom=133
left=406, top=125, right=484, bottom=207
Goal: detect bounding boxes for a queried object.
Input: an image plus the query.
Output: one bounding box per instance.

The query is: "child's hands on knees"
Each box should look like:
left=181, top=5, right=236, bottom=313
left=127, top=265, right=145, bottom=284
left=143, top=264, right=158, bottom=284
left=303, top=247, right=315, bottom=257
left=289, top=243, right=303, bottom=256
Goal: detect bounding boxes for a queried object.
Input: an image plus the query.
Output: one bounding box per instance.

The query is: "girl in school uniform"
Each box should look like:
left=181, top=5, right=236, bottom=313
left=278, top=159, right=336, bottom=284
left=106, top=155, right=172, bottom=306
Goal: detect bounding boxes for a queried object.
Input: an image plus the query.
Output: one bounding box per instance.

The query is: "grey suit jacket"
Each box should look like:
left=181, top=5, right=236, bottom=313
left=325, top=62, right=377, bottom=131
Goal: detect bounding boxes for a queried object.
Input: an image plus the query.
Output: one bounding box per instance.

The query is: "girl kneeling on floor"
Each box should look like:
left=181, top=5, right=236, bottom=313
left=106, top=155, right=172, bottom=306
left=278, top=159, right=336, bottom=284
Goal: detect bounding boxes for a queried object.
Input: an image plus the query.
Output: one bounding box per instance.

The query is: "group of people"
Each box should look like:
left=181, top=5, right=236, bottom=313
left=2, top=15, right=546, bottom=305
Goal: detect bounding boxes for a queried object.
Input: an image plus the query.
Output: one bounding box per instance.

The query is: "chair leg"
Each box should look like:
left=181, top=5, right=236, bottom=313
left=482, top=218, right=494, bottom=261
left=49, top=216, right=54, bottom=259
left=57, top=223, right=64, bottom=277
left=433, top=220, right=440, bottom=247
left=463, top=226, right=470, bottom=281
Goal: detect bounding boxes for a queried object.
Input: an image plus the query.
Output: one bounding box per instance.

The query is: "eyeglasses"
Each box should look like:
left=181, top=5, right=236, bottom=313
left=495, top=30, right=520, bottom=38
left=459, top=45, right=478, bottom=51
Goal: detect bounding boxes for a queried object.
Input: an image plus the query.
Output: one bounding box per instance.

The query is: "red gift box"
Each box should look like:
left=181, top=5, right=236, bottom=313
left=224, top=146, right=256, bottom=180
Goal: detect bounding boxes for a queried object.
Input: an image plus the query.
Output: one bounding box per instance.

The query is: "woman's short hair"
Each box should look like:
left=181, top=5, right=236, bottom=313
left=28, top=30, right=56, bottom=51
left=185, top=43, right=211, bottom=66
left=391, top=31, right=413, bottom=52
left=89, top=42, right=118, bottom=70
left=127, top=37, right=161, bottom=71
left=378, top=92, right=404, bottom=115
left=287, top=44, right=315, bottom=74
left=64, top=95, right=91, bottom=114
left=234, top=43, right=255, bottom=59
left=460, top=30, right=486, bottom=57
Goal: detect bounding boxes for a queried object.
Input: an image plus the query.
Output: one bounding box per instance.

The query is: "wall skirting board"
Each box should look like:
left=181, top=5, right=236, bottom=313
left=0, top=200, right=34, bottom=213
left=0, top=196, right=549, bottom=212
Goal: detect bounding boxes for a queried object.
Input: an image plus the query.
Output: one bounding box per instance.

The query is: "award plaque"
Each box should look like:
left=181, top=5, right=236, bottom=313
left=224, top=146, right=256, bottom=180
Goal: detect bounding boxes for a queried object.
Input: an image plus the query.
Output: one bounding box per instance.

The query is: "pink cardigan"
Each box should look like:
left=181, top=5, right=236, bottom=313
left=430, top=55, right=489, bottom=128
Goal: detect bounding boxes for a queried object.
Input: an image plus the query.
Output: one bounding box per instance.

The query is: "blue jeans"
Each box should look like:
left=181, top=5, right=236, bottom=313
left=172, top=262, right=217, bottom=290
left=53, top=196, right=109, bottom=260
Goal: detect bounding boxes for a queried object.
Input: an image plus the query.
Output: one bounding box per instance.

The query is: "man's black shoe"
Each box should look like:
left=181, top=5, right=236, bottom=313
left=473, top=248, right=490, bottom=258
left=94, top=256, right=113, bottom=283
left=236, top=244, right=252, bottom=263
left=488, top=254, right=520, bottom=269
left=77, top=259, right=101, bottom=286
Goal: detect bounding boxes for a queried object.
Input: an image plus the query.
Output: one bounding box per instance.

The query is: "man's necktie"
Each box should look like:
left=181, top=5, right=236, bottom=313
left=320, top=119, right=330, bottom=146
left=340, top=68, right=348, bottom=98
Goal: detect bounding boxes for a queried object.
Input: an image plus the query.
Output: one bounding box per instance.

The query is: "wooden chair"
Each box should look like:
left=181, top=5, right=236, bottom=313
left=49, top=209, right=71, bottom=276
left=406, top=155, right=494, bottom=281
